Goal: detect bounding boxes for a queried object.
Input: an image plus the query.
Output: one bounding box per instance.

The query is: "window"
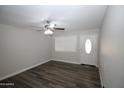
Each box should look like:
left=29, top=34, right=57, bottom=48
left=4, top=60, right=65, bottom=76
left=55, top=36, right=77, bottom=52
left=85, top=39, right=92, bottom=54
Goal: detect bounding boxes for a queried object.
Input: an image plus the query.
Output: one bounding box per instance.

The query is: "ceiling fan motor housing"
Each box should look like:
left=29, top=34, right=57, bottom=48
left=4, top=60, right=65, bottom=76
left=44, top=22, right=56, bottom=31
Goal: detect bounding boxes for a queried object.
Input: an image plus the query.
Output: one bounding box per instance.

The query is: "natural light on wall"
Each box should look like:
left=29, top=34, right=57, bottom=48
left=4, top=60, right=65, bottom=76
left=55, top=36, right=77, bottom=52
left=85, top=39, right=92, bottom=54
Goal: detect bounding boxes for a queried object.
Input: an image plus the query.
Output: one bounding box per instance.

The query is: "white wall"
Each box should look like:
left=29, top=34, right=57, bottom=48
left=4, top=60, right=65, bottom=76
left=0, top=24, right=51, bottom=80
left=99, top=6, right=124, bottom=87
left=51, top=29, right=99, bottom=66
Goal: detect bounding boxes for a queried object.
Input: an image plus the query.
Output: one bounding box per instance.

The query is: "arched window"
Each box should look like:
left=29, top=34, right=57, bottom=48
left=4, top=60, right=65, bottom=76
left=85, top=39, right=92, bottom=54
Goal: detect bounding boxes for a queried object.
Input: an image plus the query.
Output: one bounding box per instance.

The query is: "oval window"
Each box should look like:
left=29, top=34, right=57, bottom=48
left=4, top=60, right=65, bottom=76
left=85, top=39, right=92, bottom=54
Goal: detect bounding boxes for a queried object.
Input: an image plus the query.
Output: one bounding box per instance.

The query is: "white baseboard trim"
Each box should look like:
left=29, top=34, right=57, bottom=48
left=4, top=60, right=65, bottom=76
left=99, top=69, right=104, bottom=87
left=51, top=59, right=98, bottom=67
left=51, top=59, right=80, bottom=64
left=0, top=59, right=50, bottom=81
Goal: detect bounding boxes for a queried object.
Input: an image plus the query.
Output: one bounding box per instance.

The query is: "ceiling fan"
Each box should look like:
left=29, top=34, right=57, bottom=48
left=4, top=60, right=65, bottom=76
left=35, top=20, right=65, bottom=35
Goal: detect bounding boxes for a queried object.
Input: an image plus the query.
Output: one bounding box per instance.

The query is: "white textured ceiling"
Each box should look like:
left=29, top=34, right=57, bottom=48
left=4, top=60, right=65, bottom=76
left=0, top=5, right=107, bottom=31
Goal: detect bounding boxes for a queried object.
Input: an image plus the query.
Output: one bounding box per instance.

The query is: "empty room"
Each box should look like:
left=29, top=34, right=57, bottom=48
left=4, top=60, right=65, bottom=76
left=0, top=5, right=124, bottom=88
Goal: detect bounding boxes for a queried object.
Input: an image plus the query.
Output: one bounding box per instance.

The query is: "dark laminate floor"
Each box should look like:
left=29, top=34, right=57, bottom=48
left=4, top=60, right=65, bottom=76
left=0, top=60, right=101, bottom=88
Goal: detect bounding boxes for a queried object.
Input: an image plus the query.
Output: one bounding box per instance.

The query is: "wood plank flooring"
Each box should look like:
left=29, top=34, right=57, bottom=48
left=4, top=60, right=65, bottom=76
left=0, top=60, right=101, bottom=88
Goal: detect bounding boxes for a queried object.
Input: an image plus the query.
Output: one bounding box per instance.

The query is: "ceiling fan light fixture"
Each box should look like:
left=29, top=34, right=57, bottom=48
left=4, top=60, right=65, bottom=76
left=44, top=29, right=53, bottom=35
left=49, top=23, right=55, bottom=28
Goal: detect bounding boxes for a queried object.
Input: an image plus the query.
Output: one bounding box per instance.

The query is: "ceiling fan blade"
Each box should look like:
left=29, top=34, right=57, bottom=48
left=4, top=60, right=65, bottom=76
left=36, top=30, right=44, bottom=32
left=54, top=28, right=65, bottom=30
left=31, top=25, right=43, bottom=29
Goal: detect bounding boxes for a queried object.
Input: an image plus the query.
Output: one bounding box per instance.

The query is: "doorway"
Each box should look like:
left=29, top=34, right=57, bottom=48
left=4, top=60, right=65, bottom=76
left=80, top=34, right=98, bottom=66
